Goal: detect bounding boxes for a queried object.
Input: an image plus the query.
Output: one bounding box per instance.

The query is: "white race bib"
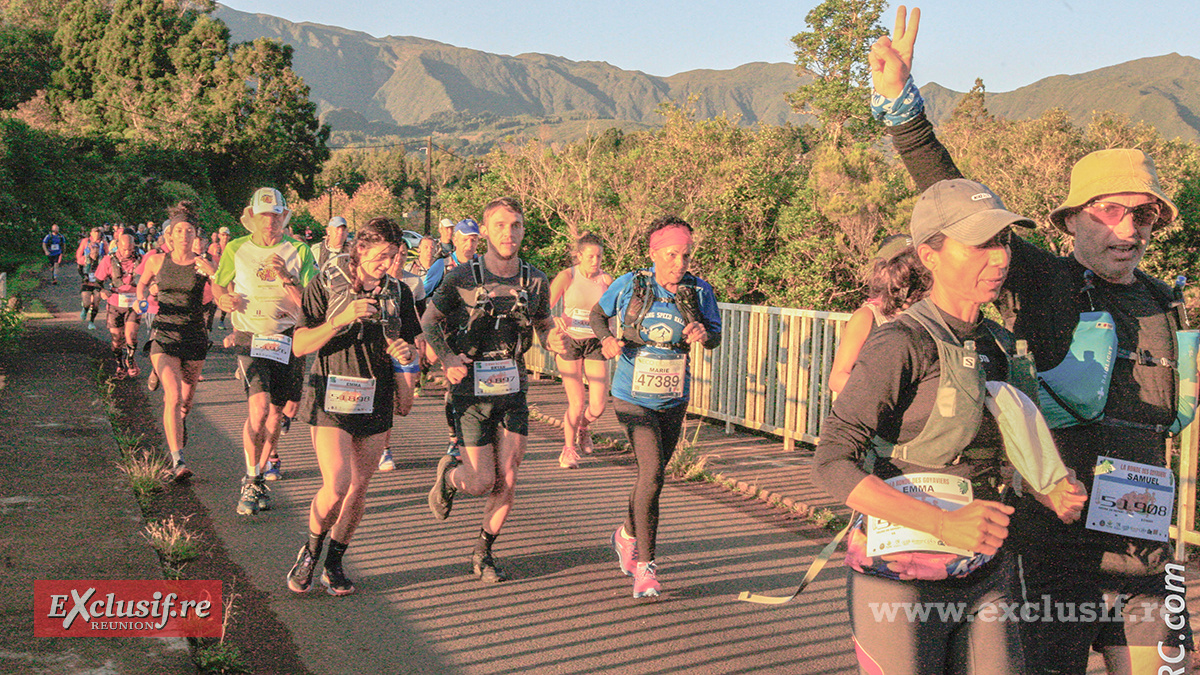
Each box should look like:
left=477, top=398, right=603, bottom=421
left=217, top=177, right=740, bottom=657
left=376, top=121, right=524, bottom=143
left=324, top=375, right=376, bottom=415
left=250, top=333, right=292, bottom=365
left=866, top=473, right=975, bottom=556
left=565, top=307, right=594, bottom=338
left=631, top=353, right=686, bottom=397
left=1085, top=456, right=1175, bottom=542
left=473, top=359, right=520, bottom=397
left=116, top=292, right=137, bottom=308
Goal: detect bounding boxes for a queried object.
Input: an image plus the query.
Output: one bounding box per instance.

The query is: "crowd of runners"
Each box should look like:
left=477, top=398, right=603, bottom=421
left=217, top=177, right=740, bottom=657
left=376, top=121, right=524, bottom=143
left=35, top=5, right=1196, bottom=670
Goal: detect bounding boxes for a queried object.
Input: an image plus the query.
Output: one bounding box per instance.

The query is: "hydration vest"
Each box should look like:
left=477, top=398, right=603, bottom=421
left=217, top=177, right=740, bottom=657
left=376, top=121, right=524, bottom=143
left=105, top=249, right=143, bottom=292
left=321, top=253, right=408, bottom=339
left=1038, top=269, right=1197, bottom=435
left=866, top=298, right=1038, bottom=471
left=453, top=256, right=533, bottom=360
left=620, top=269, right=705, bottom=352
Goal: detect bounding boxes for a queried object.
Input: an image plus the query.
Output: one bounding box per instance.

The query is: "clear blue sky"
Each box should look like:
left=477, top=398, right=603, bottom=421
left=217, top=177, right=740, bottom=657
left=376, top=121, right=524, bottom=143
left=219, top=0, right=1199, bottom=93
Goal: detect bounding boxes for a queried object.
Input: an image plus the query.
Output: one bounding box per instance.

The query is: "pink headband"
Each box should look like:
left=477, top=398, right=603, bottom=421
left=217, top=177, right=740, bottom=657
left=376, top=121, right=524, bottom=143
left=649, top=225, right=693, bottom=252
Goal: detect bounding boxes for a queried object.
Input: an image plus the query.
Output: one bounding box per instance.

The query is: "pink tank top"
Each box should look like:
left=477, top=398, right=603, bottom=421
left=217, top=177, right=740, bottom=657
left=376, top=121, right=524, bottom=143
left=562, top=266, right=611, bottom=339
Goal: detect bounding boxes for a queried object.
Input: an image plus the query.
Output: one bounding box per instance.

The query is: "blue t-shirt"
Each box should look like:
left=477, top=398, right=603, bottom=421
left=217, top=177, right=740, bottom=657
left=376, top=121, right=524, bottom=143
left=597, top=267, right=722, bottom=410
left=43, top=234, right=64, bottom=256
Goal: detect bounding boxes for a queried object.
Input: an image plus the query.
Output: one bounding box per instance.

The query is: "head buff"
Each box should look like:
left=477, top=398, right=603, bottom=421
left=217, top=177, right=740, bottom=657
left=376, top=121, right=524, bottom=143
left=649, top=225, right=692, bottom=252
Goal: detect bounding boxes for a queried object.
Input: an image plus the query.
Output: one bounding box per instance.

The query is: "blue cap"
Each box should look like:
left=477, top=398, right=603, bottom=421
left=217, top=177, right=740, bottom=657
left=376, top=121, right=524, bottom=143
left=454, top=219, right=479, bottom=236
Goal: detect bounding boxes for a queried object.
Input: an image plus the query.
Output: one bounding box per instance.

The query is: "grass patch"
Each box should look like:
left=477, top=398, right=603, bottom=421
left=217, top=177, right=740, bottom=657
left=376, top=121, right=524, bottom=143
left=20, top=299, right=52, bottom=319
left=117, top=448, right=167, bottom=508
left=193, top=585, right=249, bottom=674
left=667, top=442, right=715, bottom=482
left=143, top=515, right=202, bottom=569
left=809, top=507, right=848, bottom=533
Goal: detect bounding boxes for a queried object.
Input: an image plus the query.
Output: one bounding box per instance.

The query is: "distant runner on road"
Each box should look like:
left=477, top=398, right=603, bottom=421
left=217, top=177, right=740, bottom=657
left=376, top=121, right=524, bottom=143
left=42, top=224, right=65, bottom=285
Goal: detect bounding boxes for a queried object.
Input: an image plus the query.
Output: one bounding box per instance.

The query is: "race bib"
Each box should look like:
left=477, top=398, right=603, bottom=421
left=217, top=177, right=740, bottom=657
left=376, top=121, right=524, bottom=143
left=115, top=293, right=137, bottom=308
left=250, top=333, right=292, bottom=364
left=565, top=307, right=594, bottom=337
left=324, top=375, right=375, bottom=415
left=473, top=359, right=520, bottom=397
left=866, top=473, right=975, bottom=557
left=1085, top=456, right=1175, bottom=542
left=631, top=353, right=686, bottom=397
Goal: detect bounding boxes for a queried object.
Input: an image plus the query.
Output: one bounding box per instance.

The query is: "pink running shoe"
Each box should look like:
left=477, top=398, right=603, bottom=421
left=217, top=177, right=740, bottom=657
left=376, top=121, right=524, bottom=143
left=633, top=561, right=660, bottom=598
left=558, top=445, right=580, bottom=469
left=612, top=525, right=637, bottom=577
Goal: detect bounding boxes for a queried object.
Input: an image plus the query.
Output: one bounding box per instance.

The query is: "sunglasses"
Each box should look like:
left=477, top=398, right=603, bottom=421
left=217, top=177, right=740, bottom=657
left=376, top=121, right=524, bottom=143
left=1082, top=200, right=1163, bottom=229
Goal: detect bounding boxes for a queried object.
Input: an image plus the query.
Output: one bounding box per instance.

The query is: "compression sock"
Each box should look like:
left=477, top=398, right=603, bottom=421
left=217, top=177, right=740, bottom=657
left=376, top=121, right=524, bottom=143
left=474, top=529, right=498, bottom=558
left=307, top=531, right=327, bottom=559
left=89, top=307, right=99, bottom=322
left=324, top=538, right=349, bottom=572
left=111, top=347, right=124, bottom=368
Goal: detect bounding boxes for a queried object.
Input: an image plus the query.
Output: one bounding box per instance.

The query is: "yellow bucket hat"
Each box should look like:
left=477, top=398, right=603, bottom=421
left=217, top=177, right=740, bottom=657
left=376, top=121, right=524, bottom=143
left=1049, top=149, right=1178, bottom=233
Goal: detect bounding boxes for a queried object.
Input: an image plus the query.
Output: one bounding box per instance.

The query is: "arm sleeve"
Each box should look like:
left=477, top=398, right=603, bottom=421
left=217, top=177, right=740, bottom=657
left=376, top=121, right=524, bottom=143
left=301, top=276, right=327, bottom=329
left=592, top=272, right=633, bottom=340
left=697, top=279, right=722, bottom=349
left=888, top=112, right=964, bottom=193
left=812, top=324, right=921, bottom=503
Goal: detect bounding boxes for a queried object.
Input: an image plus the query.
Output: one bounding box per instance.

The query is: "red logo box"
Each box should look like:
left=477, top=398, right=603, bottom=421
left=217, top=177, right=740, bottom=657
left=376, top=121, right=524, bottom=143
left=34, top=580, right=223, bottom=638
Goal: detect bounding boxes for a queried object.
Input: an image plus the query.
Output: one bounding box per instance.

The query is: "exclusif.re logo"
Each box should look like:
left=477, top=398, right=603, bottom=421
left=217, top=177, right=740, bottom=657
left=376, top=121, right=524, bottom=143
left=34, top=580, right=223, bottom=638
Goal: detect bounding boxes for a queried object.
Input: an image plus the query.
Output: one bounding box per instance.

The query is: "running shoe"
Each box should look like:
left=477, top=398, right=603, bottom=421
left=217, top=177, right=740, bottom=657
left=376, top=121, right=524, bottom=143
left=236, top=476, right=263, bottom=515
left=262, top=457, right=282, bottom=481
left=471, top=552, right=509, bottom=583
left=633, top=561, right=661, bottom=598
left=428, top=454, right=458, bottom=520
left=558, top=445, right=580, bottom=469
left=578, top=424, right=594, bottom=454
left=378, top=450, right=395, bottom=472
left=321, top=565, right=356, bottom=596
left=612, top=525, right=638, bottom=577
left=254, top=476, right=271, bottom=511
left=87, top=321, right=96, bottom=330
left=287, top=545, right=318, bottom=593
left=126, top=361, right=140, bottom=378
left=169, top=459, right=192, bottom=483
left=147, top=370, right=160, bottom=392
left=445, top=441, right=460, bottom=459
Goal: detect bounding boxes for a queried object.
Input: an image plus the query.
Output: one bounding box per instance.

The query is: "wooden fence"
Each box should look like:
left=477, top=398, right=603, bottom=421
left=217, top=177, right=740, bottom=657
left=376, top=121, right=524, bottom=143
left=526, top=299, right=1199, bottom=561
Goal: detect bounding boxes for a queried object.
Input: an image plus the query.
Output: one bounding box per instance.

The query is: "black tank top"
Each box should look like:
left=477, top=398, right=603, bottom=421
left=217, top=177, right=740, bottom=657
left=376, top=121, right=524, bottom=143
left=155, top=255, right=207, bottom=332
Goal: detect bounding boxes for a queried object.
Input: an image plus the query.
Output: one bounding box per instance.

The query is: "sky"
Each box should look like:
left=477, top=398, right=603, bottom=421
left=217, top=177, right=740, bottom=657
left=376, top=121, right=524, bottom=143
left=218, top=0, right=1199, bottom=93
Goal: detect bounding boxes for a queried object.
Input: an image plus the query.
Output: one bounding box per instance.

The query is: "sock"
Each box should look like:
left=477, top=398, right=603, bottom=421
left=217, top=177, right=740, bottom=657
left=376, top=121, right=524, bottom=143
left=112, top=347, right=124, bottom=368
left=169, top=449, right=182, bottom=464
left=474, top=529, right=498, bottom=558
left=89, top=307, right=98, bottom=322
left=324, top=538, right=349, bottom=572
left=306, top=531, right=327, bottom=559
left=126, top=344, right=137, bottom=363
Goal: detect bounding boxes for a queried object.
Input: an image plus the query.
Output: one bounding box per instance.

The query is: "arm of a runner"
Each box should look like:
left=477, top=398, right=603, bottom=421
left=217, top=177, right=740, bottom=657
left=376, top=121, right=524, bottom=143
left=592, top=271, right=634, bottom=358
left=292, top=280, right=378, bottom=357
left=549, top=267, right=571, bottom=308
left=422, top=258, right=446, bottom=297
left=828, top=306, right=876, bottom=395
left=691, top=278, right=722, bottom=349
left=136, top=253, right=163, bottom=304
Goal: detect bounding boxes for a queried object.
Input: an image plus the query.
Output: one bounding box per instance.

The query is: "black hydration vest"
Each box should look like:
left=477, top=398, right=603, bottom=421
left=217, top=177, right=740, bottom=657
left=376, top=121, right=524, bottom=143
left=453, top=256, right=534, bottom=360
left=620, top=269, right=704, bottom=352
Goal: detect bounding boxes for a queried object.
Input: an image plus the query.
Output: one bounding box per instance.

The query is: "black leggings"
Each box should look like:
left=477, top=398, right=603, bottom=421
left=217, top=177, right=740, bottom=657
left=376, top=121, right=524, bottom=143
left=614, top=398, right=687, bottom=562
left=847, top=555, right=1024, bottom=675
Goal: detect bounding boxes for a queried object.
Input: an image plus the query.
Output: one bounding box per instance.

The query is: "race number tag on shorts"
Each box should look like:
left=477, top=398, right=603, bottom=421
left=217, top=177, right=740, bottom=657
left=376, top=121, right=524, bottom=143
left=250, top=334, right=292, bottom=365
left=116, top=292, right=137, bottom=308
left=866, top=473, right=975, bottom=557
left=1085, top=456, right=1175, bottom=542
left=565, top=307, right=594, bottom=337
left=473, top=359, right=520, bottom=397
left=324, top=375, right=375, bottom=415
left=631, top=353, right=686, bottom=397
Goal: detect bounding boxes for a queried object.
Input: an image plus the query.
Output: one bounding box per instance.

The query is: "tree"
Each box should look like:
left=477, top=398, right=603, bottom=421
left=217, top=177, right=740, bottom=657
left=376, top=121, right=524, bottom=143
left=787, top=0, right=887, bottom=146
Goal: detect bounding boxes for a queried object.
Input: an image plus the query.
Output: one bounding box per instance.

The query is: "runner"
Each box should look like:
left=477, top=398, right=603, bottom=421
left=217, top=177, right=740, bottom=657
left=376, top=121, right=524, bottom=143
left=828, top=234, right=929, bottom=395
left=94, top=232, right=144, bottom=379
left=589, top=215, right=723, bottom=598
left=285, top=216, right=421, bottom=596
left=814, top=178, right=1087, bottom=674
left=213, top=188, right=317, bottom=514
left=548, top=233, right=614, bottom=469
left=312, top=216, right=349, bottom=269
left=424, top=197, right=565, bottom=583
left=378, top=238, right=427, bottom=472
left=76, top=227, right=107, bottom=330
left=423, top=219, right=480, bottom=459
left=872, top=9, right=1194, bottom=672
left=136, top=203, right=216, bottom=482
left=407, top=236, right=437, bottom=278
left=42, top=224, right=65, bottom=285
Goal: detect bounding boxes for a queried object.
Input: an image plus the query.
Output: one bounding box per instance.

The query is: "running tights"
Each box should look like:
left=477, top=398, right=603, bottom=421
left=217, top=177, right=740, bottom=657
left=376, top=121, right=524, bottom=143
left=614, top=399, right=686, bottom=562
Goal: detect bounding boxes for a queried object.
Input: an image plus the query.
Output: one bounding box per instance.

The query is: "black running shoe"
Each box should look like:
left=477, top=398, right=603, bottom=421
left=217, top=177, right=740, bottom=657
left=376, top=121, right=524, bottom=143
left=471, top=552, right=509, bottom=583
left=287, top=545, right=318, bottom=593
left=321, top=565, right=355, bottom=596
left=428, top=454, right=457, bottom=520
